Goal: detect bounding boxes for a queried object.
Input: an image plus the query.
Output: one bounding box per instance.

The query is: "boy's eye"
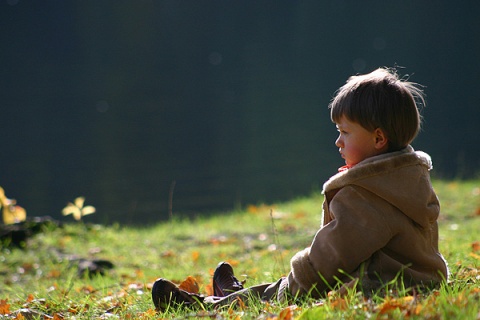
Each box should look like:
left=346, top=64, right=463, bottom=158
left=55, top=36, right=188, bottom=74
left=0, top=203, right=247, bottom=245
left=336, top=126, right=347, bottom=134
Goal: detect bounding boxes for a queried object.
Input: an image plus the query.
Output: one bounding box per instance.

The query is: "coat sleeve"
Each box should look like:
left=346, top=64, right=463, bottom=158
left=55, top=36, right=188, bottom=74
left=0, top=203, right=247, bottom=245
left=287, top=186, right=395, bottom=296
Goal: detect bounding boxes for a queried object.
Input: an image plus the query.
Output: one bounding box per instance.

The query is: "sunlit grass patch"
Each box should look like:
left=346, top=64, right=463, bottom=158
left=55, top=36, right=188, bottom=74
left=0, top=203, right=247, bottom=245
left=0, top=180, right=479, bottom=319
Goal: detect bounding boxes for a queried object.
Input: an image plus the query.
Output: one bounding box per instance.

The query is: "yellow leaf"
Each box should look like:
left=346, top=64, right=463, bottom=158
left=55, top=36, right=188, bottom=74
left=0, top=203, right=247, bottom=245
left=0, top=187, right=27, bottom=224
left=14, top=313, right=25, bottom=320
left=74, top=196, right=85, bottom=208
left=378, top=296, right=415, bottom=314
left=192, top=251, right=200, bottom=263
left=62, top=203, right=79, bottom=216
left=469, top=252, right=480, bottom=260
left=72, top=208, right=82, bottom=221
left=141, top=309, right=157, bottom=318
left=62, top=197, right=96, bottom=221
left=82, top=206, right=96, bottom=215
left=2, top=205, right=27, bottom=225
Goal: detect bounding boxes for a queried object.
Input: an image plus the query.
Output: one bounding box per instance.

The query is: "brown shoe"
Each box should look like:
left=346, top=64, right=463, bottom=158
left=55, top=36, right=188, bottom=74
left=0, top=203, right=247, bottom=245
left=213, top=262, right=244, bottom=297
left=151, top=278, right=204, bottom=312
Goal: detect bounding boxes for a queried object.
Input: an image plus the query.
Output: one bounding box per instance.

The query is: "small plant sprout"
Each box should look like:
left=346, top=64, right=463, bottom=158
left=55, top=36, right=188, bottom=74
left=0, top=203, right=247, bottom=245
left=62, top=196, right=96, bottom=221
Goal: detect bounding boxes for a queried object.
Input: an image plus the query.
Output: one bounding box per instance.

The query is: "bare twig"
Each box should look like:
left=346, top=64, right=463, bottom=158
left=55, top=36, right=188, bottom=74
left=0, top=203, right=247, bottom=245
left=270, top=209, right=286, bottom=275
left=168, top=180, right=176, bottom=219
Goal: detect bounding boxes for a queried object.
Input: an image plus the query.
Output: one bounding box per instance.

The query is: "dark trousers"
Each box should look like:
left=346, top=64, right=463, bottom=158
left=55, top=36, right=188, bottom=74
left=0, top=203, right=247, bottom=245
left=204, top=277, right=286, bottom=307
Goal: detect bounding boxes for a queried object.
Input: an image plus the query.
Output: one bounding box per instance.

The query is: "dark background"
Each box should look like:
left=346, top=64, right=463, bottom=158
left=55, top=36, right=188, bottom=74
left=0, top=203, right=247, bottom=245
left=1, top=1, right=479, bottom=224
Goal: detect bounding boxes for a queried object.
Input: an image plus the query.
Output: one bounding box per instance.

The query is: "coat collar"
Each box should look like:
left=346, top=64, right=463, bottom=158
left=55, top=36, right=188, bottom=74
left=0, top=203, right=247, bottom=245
left=323, top=145, right=433, bottom=193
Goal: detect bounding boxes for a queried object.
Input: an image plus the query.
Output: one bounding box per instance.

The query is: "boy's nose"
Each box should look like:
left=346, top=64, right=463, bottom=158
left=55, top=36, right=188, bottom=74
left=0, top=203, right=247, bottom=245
left=335, top=136, right=342, bottom=148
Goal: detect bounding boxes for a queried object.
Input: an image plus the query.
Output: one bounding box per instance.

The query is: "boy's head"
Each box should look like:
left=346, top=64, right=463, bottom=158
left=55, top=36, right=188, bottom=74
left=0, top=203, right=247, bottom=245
left=329, top=67, right=425, bottom=153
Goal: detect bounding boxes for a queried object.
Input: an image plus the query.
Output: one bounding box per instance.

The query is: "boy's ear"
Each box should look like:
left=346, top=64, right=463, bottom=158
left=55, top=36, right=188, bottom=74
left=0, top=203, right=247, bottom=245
left=374, top=128, right=388, bottom=150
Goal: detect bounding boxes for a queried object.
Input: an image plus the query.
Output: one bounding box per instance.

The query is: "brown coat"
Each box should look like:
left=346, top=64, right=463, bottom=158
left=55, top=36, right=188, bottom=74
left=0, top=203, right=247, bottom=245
left=286, top=146, right=448, bottom=298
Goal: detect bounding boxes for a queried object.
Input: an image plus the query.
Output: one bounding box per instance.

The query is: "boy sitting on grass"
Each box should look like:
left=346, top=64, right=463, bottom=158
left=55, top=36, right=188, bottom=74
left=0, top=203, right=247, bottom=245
left=152, top=67, right=449, bottom=311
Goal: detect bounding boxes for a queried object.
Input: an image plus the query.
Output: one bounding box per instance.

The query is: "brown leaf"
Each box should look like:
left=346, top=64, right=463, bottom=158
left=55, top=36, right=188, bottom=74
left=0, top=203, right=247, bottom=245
left=0, top=299, right=10, bottom=315
left=25, top=294, right=34, bottom=304
left=235, top=297, right=246, bottom=310
left=53, top=313, right=65, bottom=320
left=329, top=297, right=348, bottom=310
left=161, top=250, right=175, bottom=258
left=278, top=305, right=297, bottom=320
left=472, top=241, right=480, bottom=252
left=204, top=283, right=214, bottom=296
left=48, top=269, right=62, bottom=279
left=178, top=276, right=199, bottom=294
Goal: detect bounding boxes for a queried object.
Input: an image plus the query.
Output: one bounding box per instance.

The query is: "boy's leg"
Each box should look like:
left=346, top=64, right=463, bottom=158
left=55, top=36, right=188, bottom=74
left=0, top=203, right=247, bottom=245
left=204, top=278, right=286, bottom=307
left=204, top=283, right=272, bottom=307
left=152, top=277, right=289, bottom=311
left=261, top=277, right=286, bottom=301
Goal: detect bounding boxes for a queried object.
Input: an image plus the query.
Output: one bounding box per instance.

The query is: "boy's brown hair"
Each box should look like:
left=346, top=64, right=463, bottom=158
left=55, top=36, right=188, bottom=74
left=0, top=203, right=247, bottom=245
left=329, top=67, right=425, bottom=152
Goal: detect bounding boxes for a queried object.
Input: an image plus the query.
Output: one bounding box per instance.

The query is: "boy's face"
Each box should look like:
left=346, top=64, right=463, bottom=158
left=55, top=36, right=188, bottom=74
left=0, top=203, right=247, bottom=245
left=335, top=116, right=388, bottom=167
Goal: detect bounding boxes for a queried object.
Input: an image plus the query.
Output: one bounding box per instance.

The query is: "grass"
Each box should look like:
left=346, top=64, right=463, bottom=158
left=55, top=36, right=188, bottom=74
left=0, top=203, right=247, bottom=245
left=1, top=180, right=479, bottom=319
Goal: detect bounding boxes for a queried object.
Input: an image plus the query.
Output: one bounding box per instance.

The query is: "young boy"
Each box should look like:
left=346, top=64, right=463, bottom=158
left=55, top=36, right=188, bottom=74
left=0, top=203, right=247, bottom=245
left=152, top=67, right=449, bottom=311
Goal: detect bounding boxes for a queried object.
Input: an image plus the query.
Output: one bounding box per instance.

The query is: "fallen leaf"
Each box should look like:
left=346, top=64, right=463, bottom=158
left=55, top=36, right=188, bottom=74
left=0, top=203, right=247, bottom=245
left=472, top=241, right=480, bottom=252
left=475, top=207, right=480, bottom=216
left=140, top=309, right=156, bottom=318
left=378, top=296, right=415, bottom=314
left=329, top=297, right=348, bottom=311
left=278, top=305, right=297, bottom=320
left=48, top=269, right=62, bottom=279
left=205, top=283, right=214, bottom=296
left=135, top=269, right=144, bottom=278
left=26, top=294, right=34, bottom=303
left=0, top=299, right=10, bottom=315
left=208, top=235, right=229, bottom=245
left=161, top=250, right=175, bottom=258
left=14, top=313, right=26, bottom=320
left=53, top=313, right=64, bottom=320
left=225, top=259, right=240, bottom=267
left=294, top=211, right=306, bottom=219
left=191, top=251, right=200, bottom=263
left=179, top=276, right=199, bottom=294
left=469, top=252, right=480, bottom=260
left=235, top=297, right=246, bottom=310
